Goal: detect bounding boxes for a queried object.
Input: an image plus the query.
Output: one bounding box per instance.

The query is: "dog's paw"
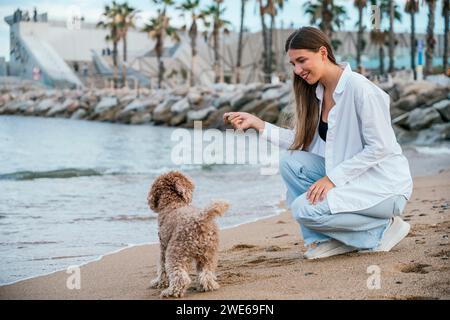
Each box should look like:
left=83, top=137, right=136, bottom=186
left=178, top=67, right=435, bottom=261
left=160, top=287, right=184, bottom=299
left=199, top=280, right=220, bottom=292
left=150, top=277, right=168, bottom=289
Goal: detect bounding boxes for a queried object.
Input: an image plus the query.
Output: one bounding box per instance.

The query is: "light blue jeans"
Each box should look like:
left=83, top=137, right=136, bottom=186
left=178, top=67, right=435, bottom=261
left=280, top=150, right=407, bottom=250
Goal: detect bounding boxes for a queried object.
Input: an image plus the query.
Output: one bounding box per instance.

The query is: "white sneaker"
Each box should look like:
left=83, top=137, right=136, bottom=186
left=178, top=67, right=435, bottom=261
left=372, top=216, right=410, bottom=252
left=303, top=239, right=356, bottom=260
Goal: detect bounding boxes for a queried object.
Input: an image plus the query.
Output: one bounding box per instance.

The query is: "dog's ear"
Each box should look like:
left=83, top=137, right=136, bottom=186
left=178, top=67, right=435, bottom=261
left=147, top=185, right=160, bottom=212
left=173, top=173, right=194, bottom=204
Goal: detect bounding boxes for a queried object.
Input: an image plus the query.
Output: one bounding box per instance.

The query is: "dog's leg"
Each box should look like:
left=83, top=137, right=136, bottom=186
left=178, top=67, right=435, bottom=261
left=196, top=258, right=220, bottom=292
left=150, top=245, right=168, bottom=289
left=160, top=265, right=191, bottom=298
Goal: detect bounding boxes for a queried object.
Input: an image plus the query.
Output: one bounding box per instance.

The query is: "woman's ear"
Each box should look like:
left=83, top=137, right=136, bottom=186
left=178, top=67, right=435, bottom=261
left=319, top=46, right=328, bottom=61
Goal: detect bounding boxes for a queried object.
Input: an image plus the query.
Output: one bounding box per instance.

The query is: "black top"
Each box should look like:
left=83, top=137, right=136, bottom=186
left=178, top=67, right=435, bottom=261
left=319, top=113, right=328, bottom=142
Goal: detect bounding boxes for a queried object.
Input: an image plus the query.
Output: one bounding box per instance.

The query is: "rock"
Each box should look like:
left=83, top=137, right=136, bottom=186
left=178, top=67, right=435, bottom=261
left=393, top=125, right=418, bottom=144
left=257, top=102, right=279, bottom=123
left=187, top=106, right=216, bottom=121
left=261, top=86, right=290, bottom=101
left=130, top=113, right=152, bottom=125
left=187, top=91, right=202, bottom=105
left=5, top=100, right=34, bottom=114
left=392, top=94, right=427, bottom=111
left=230, top=91, right=261, bottom=110
left=34, top=98, right=55, bottom=114
left=153, top=97, right=180, bottom=124
left=213, top=92, right=235, bottom=109
left=46, top=103, right=65, bottom=117
left=71, top=109, right=87, bottom=120
left=170, top=97, right=190, bottom=114
left=94, top=97, right=118, bottom=115
left=414, top=123, right=450, bottom=144
left=117, top=98, right=158, bottom=123
left=204, top=105, right=233, bottom=129
left=119, top=94, right=137, bottom=106
left=277, top=104, right=295, bottom=127
left=401, top=81, right=437, bottom=97
left=47, top=98, right=76, bottom=116
left=240, top=100, right=268, bottom=114
left=172, top=86, right=189, bottom=96
left=170, top=111, right=187, bottom=126
left=406, top=107, right=443, bottom=130
left=432, top=99, right=450, bottom=121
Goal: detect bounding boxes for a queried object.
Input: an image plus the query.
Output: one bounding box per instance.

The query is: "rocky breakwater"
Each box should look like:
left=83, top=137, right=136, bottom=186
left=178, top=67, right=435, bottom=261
left=1, top=78, right=449, bottom=145
left=0, top=82, right=294, bottom=130
left=383, top=79, right=450, bottom=145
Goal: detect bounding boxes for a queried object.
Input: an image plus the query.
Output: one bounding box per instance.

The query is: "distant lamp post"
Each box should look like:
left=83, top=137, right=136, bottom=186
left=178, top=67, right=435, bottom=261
left=67, top=5, right=82, bottom=30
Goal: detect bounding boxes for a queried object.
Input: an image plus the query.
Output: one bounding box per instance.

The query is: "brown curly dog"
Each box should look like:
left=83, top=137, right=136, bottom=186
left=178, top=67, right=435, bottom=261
left=147, top=171, right=229, bottom=298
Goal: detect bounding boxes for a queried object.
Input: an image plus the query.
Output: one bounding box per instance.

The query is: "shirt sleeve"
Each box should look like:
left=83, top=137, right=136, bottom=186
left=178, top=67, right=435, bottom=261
left=259, top=121, right=295, bottom=150
left=327, top=90, right=398, bottom=187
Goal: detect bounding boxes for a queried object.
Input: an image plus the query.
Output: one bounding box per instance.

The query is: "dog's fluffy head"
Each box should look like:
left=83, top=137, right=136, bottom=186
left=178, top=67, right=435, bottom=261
left=147, top=171, right=194, bottom=213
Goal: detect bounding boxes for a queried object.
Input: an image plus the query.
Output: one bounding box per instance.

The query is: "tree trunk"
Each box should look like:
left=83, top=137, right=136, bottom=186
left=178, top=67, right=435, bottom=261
left=112, top=40, right=118, bottom=89
left=388, top=0, right=395, bottom=73
left=259, top=0, right=271, bottom=83
left=321, top=0, right=333, bottom=40
left=425, top=0, right=436, bottom=78
left=410, top=12, right=417, bottom=80
left=156, top=34, right=164, bottom=89
left=379, top=45, right=385, bottom=75
left=189, top=19, right=198, bottom=87
left=444, top=0, right=449, bottom=75
left=213, top=23, right=220, bottom=83
left=236, top=0, right=246, bottom=83
left=356, top=6, right=364, bottom=67
left=268, top=13, right=275, bottom=81
left=122, top=34, right=127, bottom=88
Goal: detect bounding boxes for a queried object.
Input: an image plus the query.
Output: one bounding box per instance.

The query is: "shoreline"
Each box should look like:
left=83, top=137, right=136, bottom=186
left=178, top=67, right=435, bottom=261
left=1, top=170, right=449, bottom=299
left=0, top=206, right=286, bottom=288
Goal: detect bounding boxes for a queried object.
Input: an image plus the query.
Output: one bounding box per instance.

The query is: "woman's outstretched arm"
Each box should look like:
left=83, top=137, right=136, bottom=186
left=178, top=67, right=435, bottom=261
left=223, top=112, right=295, bottom=150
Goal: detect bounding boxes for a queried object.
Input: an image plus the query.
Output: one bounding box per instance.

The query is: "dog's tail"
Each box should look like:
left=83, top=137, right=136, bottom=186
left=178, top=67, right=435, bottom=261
left=200, top=201, right=230, bottom=222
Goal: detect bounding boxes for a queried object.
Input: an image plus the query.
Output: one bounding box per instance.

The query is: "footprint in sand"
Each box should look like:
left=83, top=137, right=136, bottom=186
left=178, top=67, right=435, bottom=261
left=398, top=263, right=431, bottom=274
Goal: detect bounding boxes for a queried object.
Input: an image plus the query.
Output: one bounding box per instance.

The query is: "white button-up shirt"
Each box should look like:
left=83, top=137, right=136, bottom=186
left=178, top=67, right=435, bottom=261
left=261, top=63, right=413, bottom=213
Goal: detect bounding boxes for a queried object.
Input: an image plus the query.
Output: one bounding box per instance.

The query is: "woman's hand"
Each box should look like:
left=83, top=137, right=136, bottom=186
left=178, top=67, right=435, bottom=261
left=307, top=176, right=335, bottom=205
left=223, top=112, right=265, bottom=132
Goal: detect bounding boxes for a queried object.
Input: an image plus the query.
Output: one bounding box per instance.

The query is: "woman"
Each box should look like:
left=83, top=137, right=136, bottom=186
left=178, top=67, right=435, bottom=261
left=223, top=27, right=413, bottom=260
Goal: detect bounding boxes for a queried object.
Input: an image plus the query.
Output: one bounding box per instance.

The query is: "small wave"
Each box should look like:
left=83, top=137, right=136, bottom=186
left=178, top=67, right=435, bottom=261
left=0, top=168, right=103, bottom=181
left=415, top=146, right=450, bottom=156
left=106, top=215, right=156, bottom=222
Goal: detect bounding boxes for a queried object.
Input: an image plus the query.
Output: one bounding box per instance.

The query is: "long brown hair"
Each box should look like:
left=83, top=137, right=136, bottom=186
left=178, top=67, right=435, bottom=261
left=285, top=27, right=338, bottom=151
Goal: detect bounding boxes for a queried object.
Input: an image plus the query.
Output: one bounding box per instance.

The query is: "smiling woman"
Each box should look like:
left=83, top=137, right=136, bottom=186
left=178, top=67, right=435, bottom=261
left=224, top=26, right=414, bottom=260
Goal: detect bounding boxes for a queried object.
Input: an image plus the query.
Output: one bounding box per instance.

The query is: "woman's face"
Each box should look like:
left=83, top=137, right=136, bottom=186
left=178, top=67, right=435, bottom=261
left=288, top=48, right=326, bottom=85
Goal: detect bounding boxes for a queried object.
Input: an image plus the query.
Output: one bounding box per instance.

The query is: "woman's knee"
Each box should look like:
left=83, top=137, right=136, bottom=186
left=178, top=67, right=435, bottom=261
left=291, top=193, right=324, bottom=224
left=279, top=151, right=308, bottom=180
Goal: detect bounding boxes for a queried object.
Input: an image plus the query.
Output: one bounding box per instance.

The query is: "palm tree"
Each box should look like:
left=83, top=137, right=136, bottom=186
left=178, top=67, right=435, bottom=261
left=97, top=1, right=122, bottom=88
left=424, top=0, right=436, bottom=78
left=266, top=0, right=286, bottom=82
left=354, top=0, right=367, bottom=68
left=443, top=0, right=449, bottom=75
left=143, top=0, right=179, bottom=89
left=387, top=0, right=394, bottom=72
left=387, top=0, right=402, bottom=73
left=117, top=2, right=138, bottom=87
left=235, top=0, right=247, bottom=83
left=405, top=0, right=419, bottom=80
left=303, top=0, right=348, bottom=50
left=178, top=0, right=202, bottom=87
left=257, top=0, right=271, bottom=83
left=369, top=0, right=401, bottom=76
left=200, top=0, right=230, bottom=83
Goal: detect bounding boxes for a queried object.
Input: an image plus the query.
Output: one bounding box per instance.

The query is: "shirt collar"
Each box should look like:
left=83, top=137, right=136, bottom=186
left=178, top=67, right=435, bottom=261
left=315, top=62, right=351, bottom=100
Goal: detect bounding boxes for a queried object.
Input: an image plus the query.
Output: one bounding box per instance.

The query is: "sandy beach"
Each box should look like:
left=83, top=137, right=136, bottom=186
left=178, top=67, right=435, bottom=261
left=1, top=170, right=449, bottom=300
